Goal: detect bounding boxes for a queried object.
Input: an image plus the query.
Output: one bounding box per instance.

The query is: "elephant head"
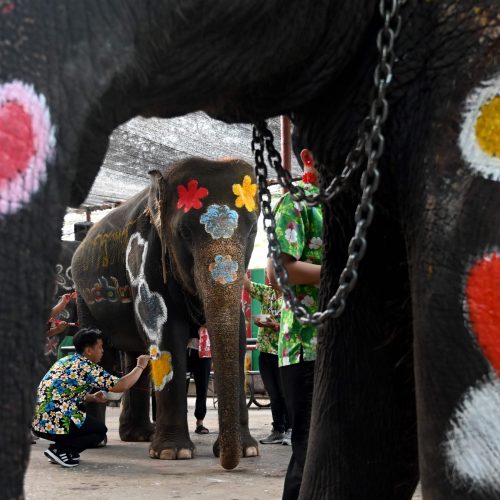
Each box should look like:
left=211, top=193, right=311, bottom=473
left=148, top=157, right=258, bottom=469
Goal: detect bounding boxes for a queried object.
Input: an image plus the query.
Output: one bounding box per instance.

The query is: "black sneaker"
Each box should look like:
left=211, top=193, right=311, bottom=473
left=46, top=451, right=79, bottom=464
left=44, top=447, right=79, bottom=467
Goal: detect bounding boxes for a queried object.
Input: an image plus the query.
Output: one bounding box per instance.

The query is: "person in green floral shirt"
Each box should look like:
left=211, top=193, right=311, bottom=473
left=244, top=276, right=289, bottom=444
left=268, top=147, right=323, bottom=500
left=32, top=328, right=150, bottom=467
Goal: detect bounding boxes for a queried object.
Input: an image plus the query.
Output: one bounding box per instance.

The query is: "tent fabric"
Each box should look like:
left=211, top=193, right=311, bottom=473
left=83, top=113, right=300, bottom=207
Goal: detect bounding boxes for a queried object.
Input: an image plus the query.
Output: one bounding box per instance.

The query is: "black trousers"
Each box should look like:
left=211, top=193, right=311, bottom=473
left=259, top=351, right=289, bottom=433
left=186, top=348, right=211, bottom=421
left=33, top=414, right=107, bottom=454
left=280, top=360, right=315, bottom=500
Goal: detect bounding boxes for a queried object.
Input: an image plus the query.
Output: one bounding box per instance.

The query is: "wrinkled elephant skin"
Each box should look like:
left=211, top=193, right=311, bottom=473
left=0, top=2, right=498, bottom=499
left=71, top=157, right=259, bottom=470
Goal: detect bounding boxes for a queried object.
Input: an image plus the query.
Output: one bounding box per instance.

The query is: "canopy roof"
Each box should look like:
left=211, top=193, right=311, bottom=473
left=83, top=113, right=300, bottom=207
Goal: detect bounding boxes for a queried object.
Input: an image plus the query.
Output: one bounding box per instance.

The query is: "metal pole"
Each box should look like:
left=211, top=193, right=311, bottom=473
left=280, top=115, right=291, bottom=193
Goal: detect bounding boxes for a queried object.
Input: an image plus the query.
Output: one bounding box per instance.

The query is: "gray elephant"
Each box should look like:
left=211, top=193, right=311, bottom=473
left=1, top=2, right=499, bottom=499
left=71, top=157, right=259, bottom=468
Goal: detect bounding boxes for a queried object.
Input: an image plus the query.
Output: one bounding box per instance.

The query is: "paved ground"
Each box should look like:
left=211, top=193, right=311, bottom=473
left=25, top=398, right=422, bottom=499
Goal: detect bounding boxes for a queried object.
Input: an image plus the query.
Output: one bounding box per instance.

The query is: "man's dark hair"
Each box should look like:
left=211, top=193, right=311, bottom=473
left=73, top=328, right=103, bottom=354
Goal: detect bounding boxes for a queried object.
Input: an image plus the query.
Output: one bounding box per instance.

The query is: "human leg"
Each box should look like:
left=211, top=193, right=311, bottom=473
left=33, top=415, right=107, bottom=467
left=50, top=415, right=107, bottom=454
left=259, top=352, right=289, bottom=432
left=280, top=360, right=315, bottom=500
left=192, top=353, right=210, bottom=431
left=186, top=347, right=194, bottom=393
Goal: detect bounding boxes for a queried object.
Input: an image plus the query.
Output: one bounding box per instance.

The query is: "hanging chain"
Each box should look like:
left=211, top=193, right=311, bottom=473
left=252, top=0, right=405, bottom=326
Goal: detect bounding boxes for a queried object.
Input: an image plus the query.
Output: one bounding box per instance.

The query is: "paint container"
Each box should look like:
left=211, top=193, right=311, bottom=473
left=104, top=391, right=123, bottom=401
left=199, top=326, right=212, bottom=358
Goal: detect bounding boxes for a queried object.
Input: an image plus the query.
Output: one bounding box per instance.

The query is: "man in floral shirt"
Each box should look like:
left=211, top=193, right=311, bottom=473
left=269, top=147, right=323, bottom=500
left=32, top=328, right=150, bottom=467
left=243, top=275, right=289, bottom=444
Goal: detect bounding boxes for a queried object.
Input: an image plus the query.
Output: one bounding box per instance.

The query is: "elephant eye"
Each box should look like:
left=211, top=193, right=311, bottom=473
left=179, top=224, right=193, bottom=242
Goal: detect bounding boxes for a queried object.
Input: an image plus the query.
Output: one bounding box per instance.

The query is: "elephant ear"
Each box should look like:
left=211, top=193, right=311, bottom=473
left=148, top=170, right=168, bottom=284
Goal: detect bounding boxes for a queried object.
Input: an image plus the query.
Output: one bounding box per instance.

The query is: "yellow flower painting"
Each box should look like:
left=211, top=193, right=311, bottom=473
left=232, top=175, right=257, bottom=212
left=150, top=351, right=173, bottom=391
left=475, top=96, right=500, bottom=157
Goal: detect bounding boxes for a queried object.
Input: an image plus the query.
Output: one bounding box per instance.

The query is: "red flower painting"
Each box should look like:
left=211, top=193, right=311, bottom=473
left=176, top=179, right=209, bottom=212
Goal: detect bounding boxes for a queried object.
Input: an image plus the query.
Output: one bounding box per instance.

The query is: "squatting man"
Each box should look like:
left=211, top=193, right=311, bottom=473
left=32, top=327, right=150, bottom=467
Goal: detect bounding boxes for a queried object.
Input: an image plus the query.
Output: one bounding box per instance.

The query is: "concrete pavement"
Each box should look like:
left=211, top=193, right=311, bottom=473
left=25, top=398, right=422, bottom=499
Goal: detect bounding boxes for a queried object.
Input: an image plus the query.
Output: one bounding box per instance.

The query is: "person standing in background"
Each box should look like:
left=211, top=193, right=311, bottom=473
left=268, top=146, right=323, bottom=500
left=186, top=324, right=211, bottom=434
left=243, top=274, right=290, bottom=444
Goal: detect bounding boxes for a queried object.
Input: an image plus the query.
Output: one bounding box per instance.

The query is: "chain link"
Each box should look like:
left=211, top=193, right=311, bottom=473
left=252, top=0, right=404, bottom=326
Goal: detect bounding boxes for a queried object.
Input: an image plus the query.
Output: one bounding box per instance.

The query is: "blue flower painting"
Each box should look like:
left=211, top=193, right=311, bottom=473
left=200, top=204, right=238, bottom=239
left=209, top=255, right=239, bottom=284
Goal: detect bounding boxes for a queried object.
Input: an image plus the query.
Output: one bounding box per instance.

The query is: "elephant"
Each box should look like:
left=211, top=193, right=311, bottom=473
left=70, top=157, right=259, bottom=467
left=1, top=1, right=499, bottom=499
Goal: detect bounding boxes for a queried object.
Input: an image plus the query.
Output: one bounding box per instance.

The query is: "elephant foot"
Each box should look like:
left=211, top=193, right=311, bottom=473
left=212, top=434, right=259, bottom=458
left=240, top=427, right=259, bottom=458
left=150, top=436, right=195, bottom=460
left=243, top=445, right=259, bottom=457
left=119, top=421, right=155, bottom=442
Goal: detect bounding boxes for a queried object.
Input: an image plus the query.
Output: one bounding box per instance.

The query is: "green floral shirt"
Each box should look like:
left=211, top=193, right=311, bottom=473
left=275, top=182, right=324, bottom=367
left=32, top=354, right=118, bottom=434
left=249, top=281, right=283, bottom=355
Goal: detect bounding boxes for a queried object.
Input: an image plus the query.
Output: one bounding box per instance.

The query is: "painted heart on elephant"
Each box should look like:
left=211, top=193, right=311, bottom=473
left=71, top=157, right=259, bottom=469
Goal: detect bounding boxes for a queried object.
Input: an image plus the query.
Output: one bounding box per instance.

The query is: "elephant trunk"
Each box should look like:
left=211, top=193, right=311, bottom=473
left=195, top=246, right=245, bottom=470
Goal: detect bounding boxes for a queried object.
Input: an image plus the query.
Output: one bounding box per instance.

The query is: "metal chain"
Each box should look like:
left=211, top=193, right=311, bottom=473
left=252, top=0, right=404, bottom=326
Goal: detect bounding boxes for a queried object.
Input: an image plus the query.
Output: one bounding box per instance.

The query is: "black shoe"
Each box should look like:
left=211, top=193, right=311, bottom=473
left=46, top=450, right=79, bottom=463
left=44, top=446, right=79, bottom=467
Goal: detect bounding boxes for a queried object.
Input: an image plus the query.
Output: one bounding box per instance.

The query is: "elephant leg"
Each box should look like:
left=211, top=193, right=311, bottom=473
left=299, top=207, right=419, bottom=499
left=410, top=179, right=500, bottom=498
left=119, top=351, right=155, bottom=442
left=150, top=315, right=194, bottom=460
left=213, top=312, right=259, bottom=459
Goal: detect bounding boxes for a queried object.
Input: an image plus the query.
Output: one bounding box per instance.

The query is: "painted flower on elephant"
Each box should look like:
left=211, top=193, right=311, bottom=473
left=232, top=175, right=257, bottom=212
left=151, top=351, right=173, bottom=391
left=442, top=251, right=500, bottom=493
left=200, top=204, right=239, bottom=239
left=475, top=96, right=500, bottom=158
left=285, top=222, right=298, bottom=244
left=464, top=251, right=500, bottom=377
left=209, top=255, right=239, bottom=284
left=0, top=80, right=56, bottom=216
left=459, top=73, right=500, bottom=182
left=177, top=179, right=209, bottom=213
